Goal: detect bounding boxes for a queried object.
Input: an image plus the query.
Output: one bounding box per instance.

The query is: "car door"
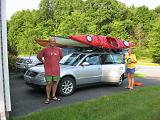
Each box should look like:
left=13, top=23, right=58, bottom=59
left=74, top=54, right=102, bottom=85
left=101, top=54, right=125, bottom=83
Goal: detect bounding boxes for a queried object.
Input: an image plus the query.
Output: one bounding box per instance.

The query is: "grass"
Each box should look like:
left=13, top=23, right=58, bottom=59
left=11, top=86, right=160, bottom=120
left=137, top=59, right=160, bottom=66
left=135, top=72, right=145, bottom=78
left=138, top=58, right=153, bottom=63
left=137, top=62, right=160, bottom=66
left=136, top=58, right=160, bottom=66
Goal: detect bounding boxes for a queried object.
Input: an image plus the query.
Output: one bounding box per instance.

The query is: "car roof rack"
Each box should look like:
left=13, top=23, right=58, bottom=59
left=72, top=47, right=126, bottom=54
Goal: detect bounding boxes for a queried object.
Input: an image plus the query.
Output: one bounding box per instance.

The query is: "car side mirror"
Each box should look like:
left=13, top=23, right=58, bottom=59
left=82, top=62, right=90, bottom=66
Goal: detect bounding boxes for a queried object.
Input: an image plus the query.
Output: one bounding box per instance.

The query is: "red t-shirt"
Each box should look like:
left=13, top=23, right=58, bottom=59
left=37, top=46, right=63, bottom=76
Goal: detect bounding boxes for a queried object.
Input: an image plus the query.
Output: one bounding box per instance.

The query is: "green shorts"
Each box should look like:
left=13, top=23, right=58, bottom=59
left=45, top=76, right=60, bottom=82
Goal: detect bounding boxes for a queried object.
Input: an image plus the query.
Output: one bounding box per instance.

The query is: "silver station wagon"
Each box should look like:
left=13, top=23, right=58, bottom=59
left=24, top=52, right=126, bottom=96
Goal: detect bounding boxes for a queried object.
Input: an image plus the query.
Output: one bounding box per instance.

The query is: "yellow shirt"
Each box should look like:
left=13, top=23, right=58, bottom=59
left=125, top=54, right=137, bottom=68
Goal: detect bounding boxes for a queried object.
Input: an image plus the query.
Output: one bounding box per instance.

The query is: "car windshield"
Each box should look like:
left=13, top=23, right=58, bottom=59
left=18, top=58, right=24, bottom=63
left=70, top=54, right=85, bottom=66
left=59, top=54, right=72, bottom=64
left=60, top=53, right=80, bottom=65
left=24, top=59, right=33, bottom=64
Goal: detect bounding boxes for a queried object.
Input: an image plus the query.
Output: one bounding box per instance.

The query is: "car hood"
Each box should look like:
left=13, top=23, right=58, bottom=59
left=28, top=64, right=74, bottom=73
left=19, top=56, right=37, bottom=59
left=29, top=65, right=44, bottom=73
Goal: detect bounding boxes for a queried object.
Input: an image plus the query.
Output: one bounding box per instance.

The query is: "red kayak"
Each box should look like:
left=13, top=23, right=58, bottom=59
left=35, top=35, right=135, bottom=50
left=69, top=35, right=135, bottom=50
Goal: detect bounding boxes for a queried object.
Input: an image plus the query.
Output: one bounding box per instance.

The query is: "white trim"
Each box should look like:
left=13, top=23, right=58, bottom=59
left=0, top=3, right=6, bottom=119
left=0, top=0, right=6, bottom=119
left=0, top=0, right=11, bottom=119
left=1, top=0, right=11, bottom=112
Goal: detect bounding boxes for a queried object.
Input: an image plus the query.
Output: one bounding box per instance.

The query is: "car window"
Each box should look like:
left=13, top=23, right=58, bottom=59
left=62, top=48, right=75, bottom=55
left=102, top=54, right=125, bottom=64
left=105, top=54, right=115, bottom=64
left=112, top=54, right=125, bottom=64
left=82, top=55, right=100, bottom=65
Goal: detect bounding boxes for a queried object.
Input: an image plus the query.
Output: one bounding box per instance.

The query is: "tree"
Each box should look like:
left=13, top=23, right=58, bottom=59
left=148, top=17, right=160, bottom=63
left=108, top=20, right=134, bottom=41
left=8, top=10, right=42, bottom=55
left=154, top=6, right=160, bottom=14
left=132, top=6, right=156, bottom=33
left=57, top=11, right=96, bottom=35
left=7, top=0, right=160, bottom=62
left=83, top=0, right=128, bottom=34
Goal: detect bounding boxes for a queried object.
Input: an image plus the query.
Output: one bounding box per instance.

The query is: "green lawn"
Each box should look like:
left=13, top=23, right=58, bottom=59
left=11, top=86, right=160, bottom=120
left=137, top=58, right=160, bottom=66
left=135, top=72, right=145, bottom=78
left=137, top=62, right=160, bottom=66
left=137, top=59, right=160, bottom=66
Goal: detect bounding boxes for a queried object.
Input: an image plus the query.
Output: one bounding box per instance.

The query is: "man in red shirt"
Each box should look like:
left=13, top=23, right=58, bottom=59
left=37, top=37, right=63, bottom=104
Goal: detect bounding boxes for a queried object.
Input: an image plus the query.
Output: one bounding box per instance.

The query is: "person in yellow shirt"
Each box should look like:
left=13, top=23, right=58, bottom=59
left=125, top=48, right=137, bottom=90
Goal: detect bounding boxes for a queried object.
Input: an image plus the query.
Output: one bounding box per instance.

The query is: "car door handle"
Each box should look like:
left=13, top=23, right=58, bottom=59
left=119, top=67, right=124, bottom=70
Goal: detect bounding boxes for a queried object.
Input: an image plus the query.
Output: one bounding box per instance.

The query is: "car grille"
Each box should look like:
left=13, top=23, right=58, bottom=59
left=26, top=70, right=38, bottom=77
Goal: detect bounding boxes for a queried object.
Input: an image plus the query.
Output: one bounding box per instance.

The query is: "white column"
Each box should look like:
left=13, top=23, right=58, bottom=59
left=0, top=12, right=6, bottom=120
left=0, top=0, right=11, bottom=120
left=1, top=0, right=11, bottom=112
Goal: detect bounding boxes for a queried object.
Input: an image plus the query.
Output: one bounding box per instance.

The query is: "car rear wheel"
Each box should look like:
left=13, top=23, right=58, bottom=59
left=57, top=77, right=76, bottom=96
left=115, top=75, right=123, bottom=87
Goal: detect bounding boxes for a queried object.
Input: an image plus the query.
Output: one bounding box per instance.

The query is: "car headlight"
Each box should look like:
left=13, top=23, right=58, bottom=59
left=36, top=72, right=45, bottom=79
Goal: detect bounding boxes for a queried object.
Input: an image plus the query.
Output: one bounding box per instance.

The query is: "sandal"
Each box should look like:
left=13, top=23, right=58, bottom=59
left=125, top=86, right=131, bottom=89
left=129, top=88, right=135, bottom=91
left=51, top=96, right=60, bottom=101
left=44, top=98, right=50, bottom=104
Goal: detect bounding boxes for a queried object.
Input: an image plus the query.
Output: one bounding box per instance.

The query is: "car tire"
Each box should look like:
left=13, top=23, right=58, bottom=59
left=115, top=75, right=123, bottom=87
left=57, top=77, right=76, bottom=96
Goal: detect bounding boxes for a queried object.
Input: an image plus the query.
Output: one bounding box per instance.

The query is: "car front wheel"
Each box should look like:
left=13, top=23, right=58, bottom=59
left=57, top=77, right=76, bottom=96
left=115, top=75, right=123, bottom=87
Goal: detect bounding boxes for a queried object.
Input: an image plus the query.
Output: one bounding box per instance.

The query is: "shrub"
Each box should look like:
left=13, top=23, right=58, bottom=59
left=8, top=55, right=18, bottom=72
left=152, top=54, right=160, bottom=63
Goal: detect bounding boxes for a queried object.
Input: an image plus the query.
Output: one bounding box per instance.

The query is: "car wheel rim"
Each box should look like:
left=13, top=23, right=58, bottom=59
left=62, top=80, right=73, bottom=94
left=119, top=76, right=123, bottom=85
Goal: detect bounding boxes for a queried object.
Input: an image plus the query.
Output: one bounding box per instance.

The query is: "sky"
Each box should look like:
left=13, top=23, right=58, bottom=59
left=6, top=0, right=40, bottom=20
left=117, top=0, right=160, bottom=9
left=6, top=0, right=160, bottom=20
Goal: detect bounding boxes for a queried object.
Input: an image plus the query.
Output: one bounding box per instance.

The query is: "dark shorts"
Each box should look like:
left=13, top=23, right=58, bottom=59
left=126, top=68, right=135, bottom=74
